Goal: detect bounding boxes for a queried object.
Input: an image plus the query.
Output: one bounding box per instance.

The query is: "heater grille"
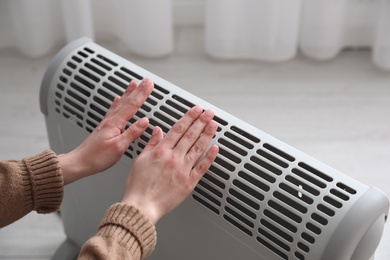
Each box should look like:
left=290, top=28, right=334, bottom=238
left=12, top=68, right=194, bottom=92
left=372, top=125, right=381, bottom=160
left=51, top=44, right=364, bottom=259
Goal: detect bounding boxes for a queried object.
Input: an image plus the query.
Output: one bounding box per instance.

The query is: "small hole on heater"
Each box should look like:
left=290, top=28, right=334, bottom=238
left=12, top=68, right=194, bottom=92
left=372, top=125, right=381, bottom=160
left=298, top=185, right=303, bottom=198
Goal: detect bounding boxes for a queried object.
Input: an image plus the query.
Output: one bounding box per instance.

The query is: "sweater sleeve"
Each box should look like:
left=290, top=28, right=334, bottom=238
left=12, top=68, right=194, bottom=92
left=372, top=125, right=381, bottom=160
left=0, top=150, right=64, bottom=228
left=79, top=203, right=157, bottom=260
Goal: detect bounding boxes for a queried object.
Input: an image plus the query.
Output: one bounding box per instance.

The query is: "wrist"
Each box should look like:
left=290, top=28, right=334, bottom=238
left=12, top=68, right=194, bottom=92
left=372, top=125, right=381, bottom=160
left=121, top=196, right=159, bottom=225
left=58, top=150, right=90, bottom=185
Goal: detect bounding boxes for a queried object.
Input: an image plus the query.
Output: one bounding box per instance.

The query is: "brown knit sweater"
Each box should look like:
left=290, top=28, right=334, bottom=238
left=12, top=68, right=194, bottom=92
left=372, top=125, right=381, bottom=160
left=0, top=150, right=157, bottom=259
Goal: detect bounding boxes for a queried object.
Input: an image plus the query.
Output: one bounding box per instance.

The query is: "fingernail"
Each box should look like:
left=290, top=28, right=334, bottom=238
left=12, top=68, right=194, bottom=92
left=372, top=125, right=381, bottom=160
left=138, top=117, right=149, bottom=127
left=152, top=126, right=160, bottom=136
left=193, top=105, right=203, bottom=113
left=208, top=120, right=218, bottom=129
left=143, top=77, right=151, bottom=85
left=205, top=109, right=214, bottom=118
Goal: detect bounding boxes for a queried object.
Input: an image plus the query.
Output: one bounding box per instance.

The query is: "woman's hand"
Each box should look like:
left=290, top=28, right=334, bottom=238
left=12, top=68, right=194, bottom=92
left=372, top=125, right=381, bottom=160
left=121, top=105, right=219, bottom=224
left=59, top=78, right=154, bottom=185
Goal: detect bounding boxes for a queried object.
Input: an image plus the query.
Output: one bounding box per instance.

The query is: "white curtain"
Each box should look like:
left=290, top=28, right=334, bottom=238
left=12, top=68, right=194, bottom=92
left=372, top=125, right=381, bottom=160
left=0, top=0, right=389, bottom=70
left=205, top=0, right=390, bottom=70
left=0, top=0, right=173, bottom=58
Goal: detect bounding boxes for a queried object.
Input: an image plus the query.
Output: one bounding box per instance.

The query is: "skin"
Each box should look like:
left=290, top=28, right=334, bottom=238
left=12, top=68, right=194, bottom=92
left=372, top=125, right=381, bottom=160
left=58, top=78, right=154, bottom=185
left=122, top=106, right=219, bottom=224
left=58, top=78, right=219, bottom=224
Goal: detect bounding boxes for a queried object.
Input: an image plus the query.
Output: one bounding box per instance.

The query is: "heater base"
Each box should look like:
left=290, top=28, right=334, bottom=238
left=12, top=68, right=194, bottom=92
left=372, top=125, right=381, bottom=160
left=52, top=238, right=80, bottom=260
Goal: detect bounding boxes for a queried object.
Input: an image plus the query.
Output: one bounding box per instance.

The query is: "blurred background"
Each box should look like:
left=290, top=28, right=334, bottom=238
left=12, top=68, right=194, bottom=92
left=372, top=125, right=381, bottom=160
left=0, top=0, right=389, bottom=259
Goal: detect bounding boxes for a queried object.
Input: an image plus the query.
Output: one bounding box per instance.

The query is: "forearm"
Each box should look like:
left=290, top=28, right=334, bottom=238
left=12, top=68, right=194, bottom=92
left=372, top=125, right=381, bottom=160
left=0, top=150, right=63, bottom=228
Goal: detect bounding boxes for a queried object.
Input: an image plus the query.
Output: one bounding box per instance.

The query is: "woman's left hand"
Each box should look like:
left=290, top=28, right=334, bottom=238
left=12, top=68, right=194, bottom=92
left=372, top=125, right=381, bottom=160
left=59, top=78, right=154, bottom=185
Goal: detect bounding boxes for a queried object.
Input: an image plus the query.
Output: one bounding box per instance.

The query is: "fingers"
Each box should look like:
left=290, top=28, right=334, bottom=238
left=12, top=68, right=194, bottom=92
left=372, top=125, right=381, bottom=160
left=185, top=119, right=218, bottom=165
left=190, top=144, right=219, bottom=182
left=160, top=105, right=203, bottom=149
left=124, top=80, right=138, bottom=95
left=158, top=106, right=217, bottom=161
left=143, top=126, right=164, bottom=152
left=105, top=80, right=137, bottom=116
left=119, top=77, right=154, bottom=116
left=174, top=109, right=215, bottom=155
left=119, top=117, right=149, bottom=149
left=106, top=78, right=154, bottom=130
left=104, top=96, right=122, bottom=117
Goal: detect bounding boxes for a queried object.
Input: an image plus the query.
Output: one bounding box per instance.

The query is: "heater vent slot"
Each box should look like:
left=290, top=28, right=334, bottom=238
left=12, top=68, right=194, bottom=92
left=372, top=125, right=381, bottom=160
left=273, top=191, right=308, bottom=214
left=291, top=168, right=326, bottom=189
left=97, top=54, right=118, bottom=67
left=70, top=82, right=91, bottom=98
left=208, top=165, right=230, bottom=181
left=279, top=183, right=314, bottom=205
left=223, top=214, right=253, bottom=237
left=238, top=171, right=270, bottom=193
left=336, top=182, right=357, bottom=195
left=268, top=200, right=302, bottom=224
left=172, top=94, right=195, bottom=109
left=63, top=68, right=72, bottom=76
left=231, top=126, right=260, bottom=143
left=50, top=44, right=366, bottom=260
left=250, top=156, right=283, bottom=176
left=263, top=143, right=295, bottom=162
left=193, top=194, right=220, bottom=215
left=91, top=58, right=111, bottom=71
left=85, top=63, right=105, bottom=76
left=311, top=213, right=328, bottom=226
left=285, top=175, right=320, bottom=196
left=204, top=173, right=225, bottom=190
left=229, top=188, right=260, bottom=210
left=306, top=222, right=321, bottom=235
left=218, top=138, right=248, bottom=157
left=84, top=47, right=94, bottom=54
left=295, top=252, right=305, bottom=260
left=67, top=61, right=77, bottom=69
left=317, top=204, right=335, bottom=217
left=298, top=162, right=333, bottom=183
left=301, top=232, right=315, bottom=244
left=194, top=186, right=221, bottom=207
left=264, top=209, right=297, bottom=233
left=256, top=235, right=288, bottom=260
left=224, top=132, right=254, bottom=150
left=74, top=75, right=95, bottom=90
left=260, top=219, right=293, bottom=243
left=258, top=227, right=291, bottom=252
left=120, top=67, right=143, bottom=80
left=244, top=163, right=276, bottom=184
left=226, top=197, right=256, bottom=220
left=257, top=149, right=289, bottom=168
left=225, top=205, right=254, bottom=228
left=233, top=179, right=265, bottom=202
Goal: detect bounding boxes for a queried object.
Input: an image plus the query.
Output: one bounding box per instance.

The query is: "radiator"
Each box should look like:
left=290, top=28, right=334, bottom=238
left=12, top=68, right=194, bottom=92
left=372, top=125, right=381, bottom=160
left=40, top=37, right=389, bottom=260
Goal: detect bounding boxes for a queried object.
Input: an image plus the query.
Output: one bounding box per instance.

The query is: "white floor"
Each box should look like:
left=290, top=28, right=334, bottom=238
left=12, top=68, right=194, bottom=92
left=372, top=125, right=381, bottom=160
left=0, top=27, right=389, bottom=259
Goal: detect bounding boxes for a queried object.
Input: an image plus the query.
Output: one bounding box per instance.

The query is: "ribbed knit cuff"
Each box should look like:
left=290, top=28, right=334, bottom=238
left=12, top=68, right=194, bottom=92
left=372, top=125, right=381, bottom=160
left=98, top=203, right=157, bottom=259
left=21, top=150, right=64, bottom=214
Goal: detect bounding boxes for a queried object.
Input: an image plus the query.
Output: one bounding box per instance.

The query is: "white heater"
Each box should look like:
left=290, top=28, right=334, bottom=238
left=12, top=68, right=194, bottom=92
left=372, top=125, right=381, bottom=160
left=40, top=38, right=389, bottom=260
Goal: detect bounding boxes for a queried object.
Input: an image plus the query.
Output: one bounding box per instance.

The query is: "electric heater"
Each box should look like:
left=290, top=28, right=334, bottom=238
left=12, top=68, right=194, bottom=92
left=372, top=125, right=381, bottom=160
left=40, top=38, right=389, bottom=260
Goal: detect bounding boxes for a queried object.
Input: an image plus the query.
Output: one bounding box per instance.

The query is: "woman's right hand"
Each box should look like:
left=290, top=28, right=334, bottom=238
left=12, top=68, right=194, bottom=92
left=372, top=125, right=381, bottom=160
left=121, top=105, right=219, bottom=224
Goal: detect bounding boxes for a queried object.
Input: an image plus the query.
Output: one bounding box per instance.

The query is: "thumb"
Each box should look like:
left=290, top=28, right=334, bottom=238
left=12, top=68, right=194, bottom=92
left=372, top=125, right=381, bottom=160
left=120, top=117, right=149, bottom=146
left=143, top=126, right=163, bottom=152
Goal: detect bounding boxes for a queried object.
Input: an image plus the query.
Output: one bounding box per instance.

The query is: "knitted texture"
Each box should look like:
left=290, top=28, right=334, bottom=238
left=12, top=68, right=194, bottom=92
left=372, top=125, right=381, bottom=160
left=22, top=150, right=64, bottom=213
left=0, top=150, right=63, bottom=227
left=97, top=203, right=157, bottom=259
